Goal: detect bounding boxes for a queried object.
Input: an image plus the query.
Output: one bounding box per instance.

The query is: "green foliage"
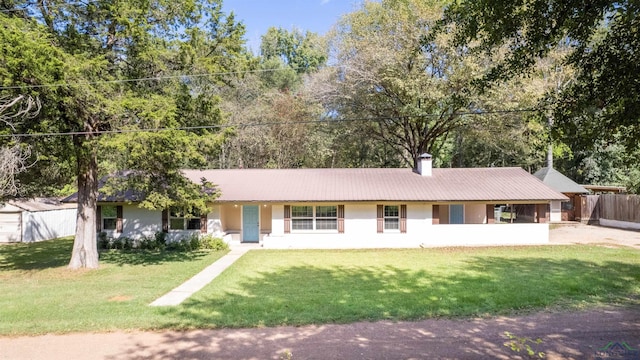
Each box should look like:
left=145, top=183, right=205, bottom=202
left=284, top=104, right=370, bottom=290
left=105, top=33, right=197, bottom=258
left=1, top=241, right=638, bottom=335
left=0, top=237, right=228, bottom=335
left=198, top=234, right=229, bottom=251
left=319, top=0, right=485, bottom=168
left=260, top=27, right=327, bottom=74
left=279, top=350, right=293, bottom=360
left=175, top=246, right=640, bottom=329
left=1, top=1, right=246, bottom=267
left=503, top=332, right=546, bottom=359
left=445, top=0, right=640, bottom=154
left=97, top=232, right=227, bottom=253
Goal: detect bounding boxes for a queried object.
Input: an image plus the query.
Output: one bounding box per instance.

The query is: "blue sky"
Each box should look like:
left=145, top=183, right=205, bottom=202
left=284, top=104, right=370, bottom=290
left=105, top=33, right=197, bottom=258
left=222, top=0, right=362, bottom=53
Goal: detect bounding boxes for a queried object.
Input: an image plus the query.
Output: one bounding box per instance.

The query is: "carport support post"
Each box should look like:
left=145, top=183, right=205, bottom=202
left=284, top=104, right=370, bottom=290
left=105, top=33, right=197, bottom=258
left=536, top=204, right=548, bottom=223
left=486, top=204, right=495, bottom=224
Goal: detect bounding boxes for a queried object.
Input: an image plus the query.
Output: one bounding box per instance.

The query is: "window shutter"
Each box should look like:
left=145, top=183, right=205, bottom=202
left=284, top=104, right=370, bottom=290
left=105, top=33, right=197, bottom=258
left=116, top=206, right=123, bottom=233
left=162, top=209, right=169, bottom=233
left=432, top=205, right=440, bottom=225
left=96, top=205, right=102, bottom=232
left=338, top=205, right=345, bottom=234
left=200, top=213, right=207, bottom=233
left=376, top=205, right=383, bottom=233
left=284, top=205, right=291, bottom=234
left=400, top=204, right=407, bottom=233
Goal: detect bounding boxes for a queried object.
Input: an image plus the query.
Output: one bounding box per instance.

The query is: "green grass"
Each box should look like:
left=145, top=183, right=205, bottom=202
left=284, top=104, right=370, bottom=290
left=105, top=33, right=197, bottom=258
left=1, top=240, right=639, bottom=335
left=0, top=237, right=228, bottom=335
left=166, top=246, right=640, bottom=329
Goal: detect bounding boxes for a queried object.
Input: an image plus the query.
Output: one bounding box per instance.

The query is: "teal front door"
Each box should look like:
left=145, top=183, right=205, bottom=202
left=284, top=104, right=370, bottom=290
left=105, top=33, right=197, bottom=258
left=242, top=205, right=259, bottom=242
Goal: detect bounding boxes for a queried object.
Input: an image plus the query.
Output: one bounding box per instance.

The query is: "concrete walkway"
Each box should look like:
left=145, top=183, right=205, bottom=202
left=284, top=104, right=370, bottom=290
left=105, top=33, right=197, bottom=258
left=149, top=243, right=259, bottom=306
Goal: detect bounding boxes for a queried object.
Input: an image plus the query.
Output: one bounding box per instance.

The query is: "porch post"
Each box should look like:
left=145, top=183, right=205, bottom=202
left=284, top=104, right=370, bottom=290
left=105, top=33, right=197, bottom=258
left=432, top=205, right=440, bottom=225
left=536, top=204, right=548, bottom=223
left=486, top=204, right=495, bottom=224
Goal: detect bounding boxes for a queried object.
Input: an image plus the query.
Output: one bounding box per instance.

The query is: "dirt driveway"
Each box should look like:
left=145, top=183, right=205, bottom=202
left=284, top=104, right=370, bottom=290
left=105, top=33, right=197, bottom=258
left=1, top=224, right=639, bottom=360
left=1, top=306, right=639, bottom=360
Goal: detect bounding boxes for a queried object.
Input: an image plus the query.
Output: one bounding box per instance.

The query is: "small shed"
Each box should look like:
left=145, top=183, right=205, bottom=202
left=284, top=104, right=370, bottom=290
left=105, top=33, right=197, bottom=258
left=0, top=198, right=77, bottom=243
left=533, top=167, right=588, bottom=222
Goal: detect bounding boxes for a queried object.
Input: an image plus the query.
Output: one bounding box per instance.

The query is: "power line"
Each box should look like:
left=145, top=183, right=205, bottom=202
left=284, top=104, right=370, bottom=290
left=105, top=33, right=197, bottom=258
left=0, top=108, right=546, bottom=138
left=0, top=67, right=315, bottom=90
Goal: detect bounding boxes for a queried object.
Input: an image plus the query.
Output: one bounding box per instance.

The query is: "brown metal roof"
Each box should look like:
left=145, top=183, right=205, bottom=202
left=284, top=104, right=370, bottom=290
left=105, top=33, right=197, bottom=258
left=182, top=167, right=568, bottom=203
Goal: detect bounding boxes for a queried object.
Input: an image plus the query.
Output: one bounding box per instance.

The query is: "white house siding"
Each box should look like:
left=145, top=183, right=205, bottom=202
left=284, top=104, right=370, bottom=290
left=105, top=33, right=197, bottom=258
left=550, top=200, right=562, bottom=222
left=113, top=202, right=550, bottom=247
left=264, top=203, right=433, bottom=249
left=0, top=212, right=21, bottom=242
left=426, top=223, right=549, bottom=247
left=263, top=202, right=549, bottom=249
left=21, top=208, right=76, bottom=242
left=106, top=205, right=208, bottom=242
left=464, top=204, right=486, bottom=224
left=208, top=205, right=223, bottom=236
left=599, top=218, right=640, bottom=231
left=0, top=202, right=77, bottom=243
left=121, top=205, right=162, bottom=239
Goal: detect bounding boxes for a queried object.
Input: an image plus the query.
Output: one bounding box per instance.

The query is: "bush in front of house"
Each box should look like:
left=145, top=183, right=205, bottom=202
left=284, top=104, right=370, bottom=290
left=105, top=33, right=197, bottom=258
left=199, top=234, right=228, bottom=251
left=98, top=232, right=228, bottom=252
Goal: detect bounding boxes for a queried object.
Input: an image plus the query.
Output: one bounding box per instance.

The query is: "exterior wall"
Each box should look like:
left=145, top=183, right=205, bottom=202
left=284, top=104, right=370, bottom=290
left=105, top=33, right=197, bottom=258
left=0, top=206, right=77, bottom=243
left=220, top=204, right=241, bottom=232
left=263, top=202, right=549, bottom=249
left=120, top=205, right=162, bottom=239
left=599, top=218, right=640, bottom=231
left=426, top=223, right=548, bottom=246
left=22, top=208, right=77, bottom=242
left=464, top=203, right=486, bottom=224
left=260, top=205, right=272, bottom=233
left=104, top=205, right=199, bottom=242
left=550, top=200, right=562, bottom=222
left=104, top=201, right=551, bottom=247
left=208, top=205, right=223, bottom=236
left=0, top=212, right=21, bottom=242
left=271, top=204, right=285, bottom=237
left=439, top=205, right=450, bottom=224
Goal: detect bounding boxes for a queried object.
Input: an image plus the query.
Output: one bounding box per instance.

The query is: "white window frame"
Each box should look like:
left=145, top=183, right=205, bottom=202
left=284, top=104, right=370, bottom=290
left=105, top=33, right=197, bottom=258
left=169, top=207, right=201, bottom=231
left=291, top=205, right=338, bottom=232
left=384, top=205, right=400, bottom=232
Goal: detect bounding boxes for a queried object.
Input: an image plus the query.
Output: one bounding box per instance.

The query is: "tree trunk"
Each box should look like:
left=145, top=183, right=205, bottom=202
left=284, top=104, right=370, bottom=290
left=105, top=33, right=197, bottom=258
left=68, top=137, right=99, bottom=269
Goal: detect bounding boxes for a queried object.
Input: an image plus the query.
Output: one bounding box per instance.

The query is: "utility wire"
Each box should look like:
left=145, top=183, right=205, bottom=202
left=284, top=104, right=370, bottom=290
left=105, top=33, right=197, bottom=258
left=0, top=67, right=317, bottom=90
left=0, top=108, right=546, bottom=138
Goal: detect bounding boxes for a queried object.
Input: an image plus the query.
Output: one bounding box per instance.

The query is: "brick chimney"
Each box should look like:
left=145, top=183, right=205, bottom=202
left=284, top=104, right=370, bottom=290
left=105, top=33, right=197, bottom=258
left=416, top=153, right=432, bottom=176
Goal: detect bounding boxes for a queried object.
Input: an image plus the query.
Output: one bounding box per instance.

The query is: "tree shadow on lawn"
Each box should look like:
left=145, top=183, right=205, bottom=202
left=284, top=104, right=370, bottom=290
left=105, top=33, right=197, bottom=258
left=161, top=256, right=640, bottom=329
left=99, top=250, right=210, bottom=267
left=0, top=238, right=73, bottom=271
left=0, top=237, right=211, bottom=270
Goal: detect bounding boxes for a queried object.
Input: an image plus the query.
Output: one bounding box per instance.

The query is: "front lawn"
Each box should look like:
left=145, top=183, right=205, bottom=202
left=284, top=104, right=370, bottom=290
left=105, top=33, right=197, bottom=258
left=1, top=240, right=639, bottom=335
left=0, top=238, right=228, bottom=335
left=167, top=246, right=640, bottom=329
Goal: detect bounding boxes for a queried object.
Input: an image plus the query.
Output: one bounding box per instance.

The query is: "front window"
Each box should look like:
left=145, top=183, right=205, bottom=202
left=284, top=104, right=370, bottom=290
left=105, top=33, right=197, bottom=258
left=384, top=205, right=399, bottom=230
left=291, top=205, right=338, bottom=231
left=170, top=207, right=201, bottom=230
left=102, top=205, right=117, bottom=230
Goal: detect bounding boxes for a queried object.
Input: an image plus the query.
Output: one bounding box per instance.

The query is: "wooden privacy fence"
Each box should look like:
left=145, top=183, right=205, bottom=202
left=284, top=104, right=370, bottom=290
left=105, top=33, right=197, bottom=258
left=578, top=194, right=640, bottom=224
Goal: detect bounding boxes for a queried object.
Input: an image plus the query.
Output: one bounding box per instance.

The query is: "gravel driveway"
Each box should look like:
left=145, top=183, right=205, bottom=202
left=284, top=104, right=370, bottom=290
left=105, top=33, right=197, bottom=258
left=550, top=223, right=640, bottom=249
